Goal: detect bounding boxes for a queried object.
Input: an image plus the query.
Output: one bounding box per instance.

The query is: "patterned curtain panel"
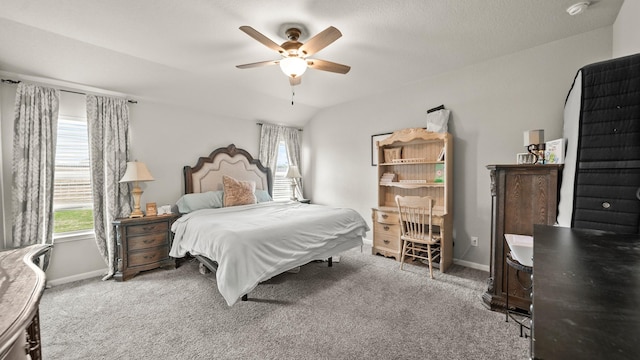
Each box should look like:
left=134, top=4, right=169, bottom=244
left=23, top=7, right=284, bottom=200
left=282, top=126, right=303, bottom=198
left=12, top=83, right=59, bottom=250
left=87, top=95, right=131, bottom=280
left=258, top=123, right=281, bottom=174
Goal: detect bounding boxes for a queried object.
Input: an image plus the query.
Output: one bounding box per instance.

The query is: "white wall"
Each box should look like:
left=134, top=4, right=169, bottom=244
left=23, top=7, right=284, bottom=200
left=612, top=0, right=640, bottom=57
left=305, top=27, right=613, bottom=269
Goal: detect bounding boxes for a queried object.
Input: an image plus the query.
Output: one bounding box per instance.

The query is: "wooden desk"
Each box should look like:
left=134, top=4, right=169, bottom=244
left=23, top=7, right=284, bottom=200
left=0, top=244, right=51, bottom=360
left=532, top=225, right=640, bottom=359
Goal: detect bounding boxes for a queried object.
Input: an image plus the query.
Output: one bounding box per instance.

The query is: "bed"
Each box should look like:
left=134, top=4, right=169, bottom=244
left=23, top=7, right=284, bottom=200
left=169, top=144, right=369, bottom=306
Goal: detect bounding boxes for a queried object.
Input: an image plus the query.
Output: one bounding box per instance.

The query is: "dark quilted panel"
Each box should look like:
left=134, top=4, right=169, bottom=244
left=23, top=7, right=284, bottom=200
left=572, top=53, right=640, bottom=234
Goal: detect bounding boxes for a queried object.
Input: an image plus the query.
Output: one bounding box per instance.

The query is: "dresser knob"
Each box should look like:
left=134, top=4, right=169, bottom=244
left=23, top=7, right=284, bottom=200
left=381, top=214, right=388, bottom=219
left=383, top=226, right=390, bottom=231
left=383, top=239, right=390, bottom=244
left=602, top=202, right=611, bottom=209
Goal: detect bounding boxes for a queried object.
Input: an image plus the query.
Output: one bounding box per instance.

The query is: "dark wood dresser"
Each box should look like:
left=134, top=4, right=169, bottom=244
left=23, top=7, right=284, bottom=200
left=0, top=244, right=51, bottom=360
left=482, top=164, right=563, bottom=313
left=113, top=214, right=180, bottom=281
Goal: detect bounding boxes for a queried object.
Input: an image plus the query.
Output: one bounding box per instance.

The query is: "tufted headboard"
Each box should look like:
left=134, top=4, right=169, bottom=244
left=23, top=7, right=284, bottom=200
left=183, top=144, right=272, bottom=196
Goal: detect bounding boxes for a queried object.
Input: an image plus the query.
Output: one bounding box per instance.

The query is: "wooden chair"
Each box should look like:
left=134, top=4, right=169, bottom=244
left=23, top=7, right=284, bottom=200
left=395, top=195, right=441, bottom=279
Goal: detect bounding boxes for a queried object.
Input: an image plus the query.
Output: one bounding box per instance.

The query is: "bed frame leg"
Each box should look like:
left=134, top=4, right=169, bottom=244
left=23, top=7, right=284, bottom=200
left=242, top=294, right=248, bottom=301
left=328, top=257, right=333, bottom=267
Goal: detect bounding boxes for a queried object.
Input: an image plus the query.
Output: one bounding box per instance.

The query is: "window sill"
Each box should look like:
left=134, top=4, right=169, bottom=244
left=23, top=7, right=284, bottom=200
left=53, top=230, right=95, bottom=244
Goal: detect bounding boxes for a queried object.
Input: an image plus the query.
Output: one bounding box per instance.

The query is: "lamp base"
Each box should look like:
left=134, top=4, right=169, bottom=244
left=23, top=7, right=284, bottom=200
left=129, top=209, right=144, bottom=218
left=130, top=184, right=145, bottom=218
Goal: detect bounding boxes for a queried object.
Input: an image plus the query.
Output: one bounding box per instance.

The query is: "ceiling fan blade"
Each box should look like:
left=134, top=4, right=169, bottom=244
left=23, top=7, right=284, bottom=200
left=307, top=59, right=351, bottom=74
left=289, top=76, right=302, bottom=86
left=236, top=60, right=279, bottom=69
left=298, top=26, right=342, bottom=57
left=239, top=26, right=286, bottom=54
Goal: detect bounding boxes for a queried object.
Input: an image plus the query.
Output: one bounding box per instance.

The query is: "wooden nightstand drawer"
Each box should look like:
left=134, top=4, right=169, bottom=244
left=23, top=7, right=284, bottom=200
left=127, top=222, right=169, bottom=236
left=128, top=247, right=169, bottom=267
left=128, top=233, right=168, bottom=251
left=375, top=211, right=398, bottom=225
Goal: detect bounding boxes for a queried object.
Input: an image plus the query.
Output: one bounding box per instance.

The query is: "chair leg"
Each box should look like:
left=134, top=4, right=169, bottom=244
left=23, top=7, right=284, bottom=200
left=427, top=244, right=434, bottom=279
left=400, top=240, right=407, bottom=270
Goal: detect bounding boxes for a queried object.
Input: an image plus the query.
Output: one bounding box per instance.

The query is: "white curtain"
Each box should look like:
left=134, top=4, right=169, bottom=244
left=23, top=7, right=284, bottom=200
left=282, top=126, right=303, bottom=198
left=87, top=95, right=131, bottom=280
left=259, top=123, right=303, bottom=198
left=12, top=83, right=59, bottom=251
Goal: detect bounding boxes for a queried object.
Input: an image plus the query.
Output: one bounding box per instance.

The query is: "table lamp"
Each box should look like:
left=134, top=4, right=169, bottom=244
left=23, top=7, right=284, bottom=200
left=119, top=161, right=154, bottom=217
left=285, top=165, right=302, bottom=201
left=524, top=129, right=545, bottom=164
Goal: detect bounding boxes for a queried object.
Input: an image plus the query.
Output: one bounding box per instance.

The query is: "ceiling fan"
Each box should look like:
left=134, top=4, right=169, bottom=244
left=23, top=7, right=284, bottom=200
left=236, top=25, right=351, bottom=86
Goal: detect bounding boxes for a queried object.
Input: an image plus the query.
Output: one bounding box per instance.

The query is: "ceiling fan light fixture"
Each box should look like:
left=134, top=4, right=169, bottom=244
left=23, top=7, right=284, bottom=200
left=566, top=2, right=590, bottom=16
left=279, top=57, right=307, bottom=78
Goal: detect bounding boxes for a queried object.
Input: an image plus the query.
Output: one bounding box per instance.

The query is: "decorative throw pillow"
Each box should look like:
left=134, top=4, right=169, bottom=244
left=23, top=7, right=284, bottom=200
left=223, top=175, right=257, bottom=207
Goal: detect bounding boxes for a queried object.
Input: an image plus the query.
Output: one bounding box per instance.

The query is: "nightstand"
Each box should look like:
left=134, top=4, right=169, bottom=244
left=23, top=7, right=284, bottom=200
left=112, top=214, right=180, bottom=281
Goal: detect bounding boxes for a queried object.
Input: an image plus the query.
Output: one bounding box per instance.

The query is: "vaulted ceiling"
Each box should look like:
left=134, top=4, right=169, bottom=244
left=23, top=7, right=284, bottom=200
left=0, top=0, right=624, bottom=126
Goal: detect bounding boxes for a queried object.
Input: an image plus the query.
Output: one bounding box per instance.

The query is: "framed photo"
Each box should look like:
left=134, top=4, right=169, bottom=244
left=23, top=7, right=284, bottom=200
left=146, top=202, right=157, bottom=216
left=371, top=132, right=392, bottom=166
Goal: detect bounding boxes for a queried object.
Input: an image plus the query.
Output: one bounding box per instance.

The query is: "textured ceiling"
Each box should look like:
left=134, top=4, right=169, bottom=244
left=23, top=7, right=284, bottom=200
left=0, top=0, right=624, bottom=126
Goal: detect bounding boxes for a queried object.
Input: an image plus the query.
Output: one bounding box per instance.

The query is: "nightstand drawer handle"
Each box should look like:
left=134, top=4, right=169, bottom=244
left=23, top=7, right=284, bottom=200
left=381, top=214, right=388, bottom=219
left=383, top=239, right=390, bottom=244
left=383, top=226, right=390, bottom=231
left=144, top=254, right=157, bottom=260
left=143, top=239, right=154, bottom=244
left=142, top=226, right=157, bottom=231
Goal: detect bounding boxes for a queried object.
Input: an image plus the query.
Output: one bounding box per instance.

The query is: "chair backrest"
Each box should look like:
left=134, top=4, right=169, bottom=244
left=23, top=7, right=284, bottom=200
left=395, top=195, right=435, bottom=242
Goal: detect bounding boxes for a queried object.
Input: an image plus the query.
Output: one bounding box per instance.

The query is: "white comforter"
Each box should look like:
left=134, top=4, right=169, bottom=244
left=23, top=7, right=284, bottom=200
left=170, top=202, right=369, bottom=306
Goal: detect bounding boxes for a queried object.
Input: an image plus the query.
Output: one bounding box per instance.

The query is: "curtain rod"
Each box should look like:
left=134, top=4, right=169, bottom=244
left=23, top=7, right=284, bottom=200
left=256, top=122, right=302, bottom=131
left=1, top=78, right=138, bottom=104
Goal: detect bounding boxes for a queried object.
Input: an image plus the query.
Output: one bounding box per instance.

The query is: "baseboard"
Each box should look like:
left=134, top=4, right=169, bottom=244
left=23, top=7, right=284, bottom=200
left=453, top=259, right=489, bottom=272
left=362, top=238, right=373, bottom=246
left=46, top=268, right=106, bottom=287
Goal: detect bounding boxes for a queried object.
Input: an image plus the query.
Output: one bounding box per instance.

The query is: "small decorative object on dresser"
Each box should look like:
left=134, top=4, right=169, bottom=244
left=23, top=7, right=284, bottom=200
left=146, top=202, right=157, bottom=216
left=112, top=214, right=180, bottom=281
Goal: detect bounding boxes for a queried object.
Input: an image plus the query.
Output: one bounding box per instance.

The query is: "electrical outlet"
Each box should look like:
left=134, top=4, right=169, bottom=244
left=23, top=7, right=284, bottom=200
left=471, top=236, right=479, bottom=247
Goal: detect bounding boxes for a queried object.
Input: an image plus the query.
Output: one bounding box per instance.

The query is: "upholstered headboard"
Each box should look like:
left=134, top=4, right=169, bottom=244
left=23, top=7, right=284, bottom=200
left=184, top=144, right=272, bottom=196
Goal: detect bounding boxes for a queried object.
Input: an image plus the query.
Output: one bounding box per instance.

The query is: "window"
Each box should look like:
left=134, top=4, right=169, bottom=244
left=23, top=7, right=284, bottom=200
left=272, top=140, right=291, bottom=201
left=53, top=116, right=94, bottom=234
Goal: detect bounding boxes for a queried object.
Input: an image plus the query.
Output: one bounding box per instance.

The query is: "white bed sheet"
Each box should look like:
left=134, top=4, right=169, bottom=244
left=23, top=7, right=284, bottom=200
left=170, top=202, right=369, bottom=306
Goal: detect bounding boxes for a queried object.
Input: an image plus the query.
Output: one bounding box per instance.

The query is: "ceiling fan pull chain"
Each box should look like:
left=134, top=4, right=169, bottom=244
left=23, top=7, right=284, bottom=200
left=291, top=86, right=295, bottom=105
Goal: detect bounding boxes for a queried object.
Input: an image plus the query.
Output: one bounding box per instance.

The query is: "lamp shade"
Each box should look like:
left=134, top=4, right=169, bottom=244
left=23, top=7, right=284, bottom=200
left=286, top=165, right=302, bottom=179
left=279, top=57, right=307, bottom=78
left=119, top=161, right=154, bottom=183
left=524, top=129, right=544, bottom=146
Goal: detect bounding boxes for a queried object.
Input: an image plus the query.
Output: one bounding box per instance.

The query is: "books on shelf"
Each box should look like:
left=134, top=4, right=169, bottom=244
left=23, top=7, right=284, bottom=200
left=380, top=172, right=397, bottom=183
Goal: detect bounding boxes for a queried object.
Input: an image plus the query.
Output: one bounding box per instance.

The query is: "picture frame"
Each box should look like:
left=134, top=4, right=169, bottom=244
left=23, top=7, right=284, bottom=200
left=146, top=202, right=157, bottom=216
left=371, top=132, right=392, bottom=166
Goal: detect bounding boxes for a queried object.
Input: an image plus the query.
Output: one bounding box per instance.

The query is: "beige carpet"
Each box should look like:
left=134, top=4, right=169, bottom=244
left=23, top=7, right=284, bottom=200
left=39, top=245, right=529, bottom=359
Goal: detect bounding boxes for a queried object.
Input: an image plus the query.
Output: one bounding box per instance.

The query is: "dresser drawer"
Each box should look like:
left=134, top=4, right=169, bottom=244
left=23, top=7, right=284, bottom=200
left=375, top=211, right=399, bottom=225
left=373, top=234, right=401, bottom=251
left=374, top=222, right=399, bottom=237
left=128, top=247, right=169, bottom=267
left=128, top=233, right=168, bottom=251
left=127, top=222, right=169, bottom=236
